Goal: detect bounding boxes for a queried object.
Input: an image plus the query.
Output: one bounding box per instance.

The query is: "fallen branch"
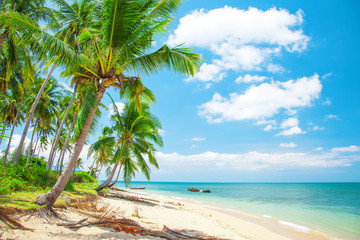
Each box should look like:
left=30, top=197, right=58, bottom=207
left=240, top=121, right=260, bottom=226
left=58, top=218, right=141, bottom=229
left=0, top=209, right=32, bottom=231
left=57, top=218, right=87, bottom=228
left=106, top=193, right=157, bottom=206
left=163, top=225, right=202, bottom=239
left=108, top=187, right=129, bottom=193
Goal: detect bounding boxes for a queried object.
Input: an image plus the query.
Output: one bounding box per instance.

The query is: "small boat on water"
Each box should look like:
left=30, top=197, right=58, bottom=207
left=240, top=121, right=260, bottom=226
left=130, top=187, right=146, bottom=190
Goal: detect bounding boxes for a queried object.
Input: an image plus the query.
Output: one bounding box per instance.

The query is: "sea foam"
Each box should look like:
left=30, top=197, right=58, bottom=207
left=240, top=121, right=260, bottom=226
left=278, top=220, right=311, bottom=233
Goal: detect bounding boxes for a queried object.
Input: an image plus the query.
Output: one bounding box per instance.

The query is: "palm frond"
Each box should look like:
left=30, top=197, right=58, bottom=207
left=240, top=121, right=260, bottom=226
left=0, top=11, right=83, bottom=65
left=126, top=44, right=201, bottom=77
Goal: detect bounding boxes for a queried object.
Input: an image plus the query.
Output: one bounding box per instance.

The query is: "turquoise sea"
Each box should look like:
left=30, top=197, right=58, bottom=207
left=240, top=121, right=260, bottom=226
left=111, top=182, right=360, bottom=239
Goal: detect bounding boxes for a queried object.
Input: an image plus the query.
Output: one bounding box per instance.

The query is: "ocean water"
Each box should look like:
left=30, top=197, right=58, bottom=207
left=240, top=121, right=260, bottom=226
left=113, top=182, right=360, bottom=239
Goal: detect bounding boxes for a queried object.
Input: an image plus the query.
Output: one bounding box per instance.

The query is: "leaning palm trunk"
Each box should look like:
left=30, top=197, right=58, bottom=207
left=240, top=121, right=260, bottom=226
left=108, top=163, right=123, bottom=188
left=95, top=160, right=120, bottom=191
left=3, top=94, right=24, bottom=164
left=47, top=85, right=77, bottom=169
left=58, top=113, right=77, bottom=176
left=35, top=87, right=106, bottom=207
left=94, top=161, right=100, bottom=177
left=90, top=158, right=97, bottom=177
left=33, top=133, right=40, bottom=157
left=13, top=65, right=56, bottom=164
left=26, top=119, right=38, bottom=164
left=96, top=164, right=103, bottom=180
left=71, top=165, right=76, bottom=179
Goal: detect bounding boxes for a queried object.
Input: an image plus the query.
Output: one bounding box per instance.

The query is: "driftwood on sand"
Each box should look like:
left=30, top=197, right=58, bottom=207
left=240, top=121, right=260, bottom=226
left=0, top=208, right=33, bottom=231
left=106, top=192, right=158, bottom=206
left=58, top=218, right=229, bottom=240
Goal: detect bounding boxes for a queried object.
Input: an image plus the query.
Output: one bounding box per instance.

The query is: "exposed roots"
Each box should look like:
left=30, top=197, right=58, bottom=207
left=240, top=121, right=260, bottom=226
left=36, top=207, right=59, bottom=223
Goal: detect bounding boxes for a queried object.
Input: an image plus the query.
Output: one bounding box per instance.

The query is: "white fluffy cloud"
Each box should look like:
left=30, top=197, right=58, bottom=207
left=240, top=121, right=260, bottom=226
left=279, top=142, right=297, bottom=148
left=277, top=118, right=305, bottom=136
left=267, top=63, right=285, bottom=73
left=326, top=114, right=339, bottom=120
left=279, top=142, right=296, bottom=148
left=108, top=102, right=125, bottom=117
left=6, top=134, right=31, bottom=155
left=199, top=74, right=321, bottom=123
left=235, top=74, right=268, bottom=83
left=169, top=6, right=309, bottom=82
left=191, top=137, right=206, bottom=141
left=168, top=7, right=308, bottom=50
left=156, top=149, right=358, bottom=171
left=331, top=145, right=360, bottom=152
left=264, top=125, right=273, bottom=131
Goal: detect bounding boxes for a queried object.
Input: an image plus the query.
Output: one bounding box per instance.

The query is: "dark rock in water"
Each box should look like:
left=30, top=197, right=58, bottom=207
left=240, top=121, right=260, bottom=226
left=188, top=188, right=200, bottom=192
left=202, top=189, right=211, bottom=193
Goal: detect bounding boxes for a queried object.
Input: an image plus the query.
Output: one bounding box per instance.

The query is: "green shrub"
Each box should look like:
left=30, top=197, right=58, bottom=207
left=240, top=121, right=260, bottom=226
left=0, top=158, right=58, bottom=195
left=73, top=171, right=96, bottom=183
left=0, top=148, right=97, bottom=196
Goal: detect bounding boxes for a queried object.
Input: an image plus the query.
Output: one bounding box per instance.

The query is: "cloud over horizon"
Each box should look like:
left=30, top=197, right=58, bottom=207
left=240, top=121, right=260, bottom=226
left=156, top=148, right=359, bottom=172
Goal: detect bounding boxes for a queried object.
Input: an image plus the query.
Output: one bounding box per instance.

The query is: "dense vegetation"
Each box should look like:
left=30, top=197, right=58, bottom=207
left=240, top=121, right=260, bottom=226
left=0, top=150, right=96, bottom=196
left=0, top=0, right=200, bottom=208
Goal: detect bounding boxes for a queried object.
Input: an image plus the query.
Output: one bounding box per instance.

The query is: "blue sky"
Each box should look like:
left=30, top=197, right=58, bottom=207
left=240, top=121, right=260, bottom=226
left=4, top=0, right=360, bottom=182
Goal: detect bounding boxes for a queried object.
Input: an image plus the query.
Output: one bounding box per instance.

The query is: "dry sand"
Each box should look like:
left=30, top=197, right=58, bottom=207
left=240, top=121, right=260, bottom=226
left=0, top=189, right=332, bottom=240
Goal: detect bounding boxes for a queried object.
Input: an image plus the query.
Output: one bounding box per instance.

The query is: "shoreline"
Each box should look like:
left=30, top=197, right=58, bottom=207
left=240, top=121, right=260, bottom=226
left=0, top=188, right=349, bottom=240
left=140, top=190, right=334, bottom=240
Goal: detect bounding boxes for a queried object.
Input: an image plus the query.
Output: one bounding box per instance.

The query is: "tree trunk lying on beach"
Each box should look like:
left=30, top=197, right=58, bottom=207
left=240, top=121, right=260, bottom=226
left=106, top=192, right=157, bottom=206
left=59, top=218, right=228, bottom=240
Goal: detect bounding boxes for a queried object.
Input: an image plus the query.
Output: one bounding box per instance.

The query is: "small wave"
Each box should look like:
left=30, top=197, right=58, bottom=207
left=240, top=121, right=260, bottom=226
left=278, top=220, right=311, bottom=233
left=203, top=204, right=222, bottom=210
left=241, top=212, right=260, bottom=219
left=263, top=214, right=272, bottom=219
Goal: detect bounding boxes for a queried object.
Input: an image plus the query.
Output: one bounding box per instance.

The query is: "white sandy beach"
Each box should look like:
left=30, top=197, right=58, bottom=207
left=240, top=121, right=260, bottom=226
left=0, top=189, right=331, bottom=240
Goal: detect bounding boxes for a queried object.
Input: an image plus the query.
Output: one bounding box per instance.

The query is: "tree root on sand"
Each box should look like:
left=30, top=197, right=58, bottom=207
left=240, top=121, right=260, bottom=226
left=0, top=208, right=32, bottom=231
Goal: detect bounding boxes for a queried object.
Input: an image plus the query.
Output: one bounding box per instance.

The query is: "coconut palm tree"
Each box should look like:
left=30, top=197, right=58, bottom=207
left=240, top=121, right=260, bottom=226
left=0, top=0, right=56, bottom=50
left=71, top=157, right=84, bottom=179
left=0, top=122, right=9, bottom=142
left=58, top=111, right=78, bottom=176
left=0, top=0, right=83, bottom=164
left=95, top=96, right=163, bottom=191
left=47, top=86, right=77, bottom=169
left=0, top=30, right=35, bottom=154
left=87, top=126, right=114, bottom=178
left=47, top=0, right=96, bottom=167
left=36, top=0, right=200, bottom=208
left=22, top=77, right=64, bottom=164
